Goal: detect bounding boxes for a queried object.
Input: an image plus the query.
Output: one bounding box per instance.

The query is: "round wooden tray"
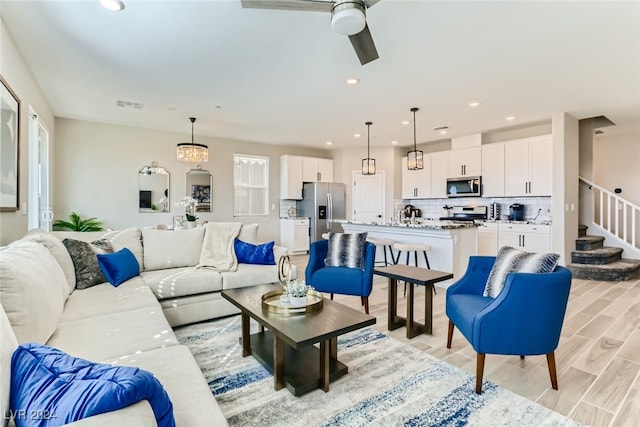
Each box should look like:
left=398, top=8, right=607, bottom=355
left=261, top=290, right=324, bottom=315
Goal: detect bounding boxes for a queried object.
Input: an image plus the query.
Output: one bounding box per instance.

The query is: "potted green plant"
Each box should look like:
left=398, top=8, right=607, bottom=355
left=53, top=212, right=103, bottom=232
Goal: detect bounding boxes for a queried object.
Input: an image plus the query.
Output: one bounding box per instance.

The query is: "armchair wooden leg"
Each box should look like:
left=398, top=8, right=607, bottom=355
left=363, top=297, right=369, bottom=314
left=547, top=352, right=559, bottom=390
left=476, top=353, right=486, bottom=394
left=446, top=319, right=454, bottom=349
left=330, top=293, right=334, bottom=300
left=520, top=355, right=525, bottom=360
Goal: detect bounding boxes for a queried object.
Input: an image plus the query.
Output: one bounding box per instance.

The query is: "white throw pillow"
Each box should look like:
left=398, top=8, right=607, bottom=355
left=26, top=233, right=77, bottom=295
left=0, top=240, right=67, bottom=343
left=142, top=227, right=206, bottom=271
left=237, top=223, right=259, bottom=244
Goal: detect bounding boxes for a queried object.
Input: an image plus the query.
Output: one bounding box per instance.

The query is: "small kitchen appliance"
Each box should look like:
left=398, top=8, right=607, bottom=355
left=489, top=202, right=501, bottom=220
left=509, top=203, right=525, bottom=221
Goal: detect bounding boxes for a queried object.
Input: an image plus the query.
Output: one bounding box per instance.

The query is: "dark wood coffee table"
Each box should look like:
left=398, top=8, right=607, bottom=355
left=222, top=284, right=376, bottom=396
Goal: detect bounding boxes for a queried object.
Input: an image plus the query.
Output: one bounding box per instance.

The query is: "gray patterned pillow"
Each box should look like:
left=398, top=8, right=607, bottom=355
left=324, top=232, right=368, bottom=270
left=62, top=238, right=113, bottom=289
left=483, top=246, right=560, bottom=298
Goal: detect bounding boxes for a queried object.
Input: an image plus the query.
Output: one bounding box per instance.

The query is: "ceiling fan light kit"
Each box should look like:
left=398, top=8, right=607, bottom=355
left=177, top=117, right=209, bottom=163
left=331, top=1, right=366, bottom=36
left=407, top=107, right=424, bottom=170
left=362, top=121, right=376, bottom=175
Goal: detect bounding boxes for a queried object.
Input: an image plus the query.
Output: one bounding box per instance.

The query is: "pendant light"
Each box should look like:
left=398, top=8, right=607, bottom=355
left=177, top=117, right=208, bottom=163
left=407, top=107, right=423, bottom=170
left=361, top=121, right=376, bottom=175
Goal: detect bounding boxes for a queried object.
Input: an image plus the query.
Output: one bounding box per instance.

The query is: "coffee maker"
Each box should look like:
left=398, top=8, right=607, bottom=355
left=509, top=203, right=525, bottom=221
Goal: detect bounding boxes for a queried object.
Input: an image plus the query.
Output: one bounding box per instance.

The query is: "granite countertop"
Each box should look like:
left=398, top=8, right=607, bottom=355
left=341, top=220, right=479, bottom=230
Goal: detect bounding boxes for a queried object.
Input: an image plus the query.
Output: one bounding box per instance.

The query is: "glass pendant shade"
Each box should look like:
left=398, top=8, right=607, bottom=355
left=177, top=117, right=208, bottom=163
left=407, top=107, right=423, bottom=170
left=362, top=121, right=376, bottom=175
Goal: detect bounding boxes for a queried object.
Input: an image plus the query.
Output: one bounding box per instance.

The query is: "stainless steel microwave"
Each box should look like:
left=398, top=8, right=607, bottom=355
left=446, top=176, right=482, bottom=198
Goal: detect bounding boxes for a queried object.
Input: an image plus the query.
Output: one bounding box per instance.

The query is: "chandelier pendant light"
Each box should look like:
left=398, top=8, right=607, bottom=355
left=407, top=107, right=423, bottom=170
left=177, top=117, right=208, bottom=163
left=361, top=121, right=376, bottom=175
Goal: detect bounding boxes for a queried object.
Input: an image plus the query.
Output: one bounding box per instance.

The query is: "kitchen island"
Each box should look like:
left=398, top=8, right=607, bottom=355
left=341, top=221, right=478, bottom=287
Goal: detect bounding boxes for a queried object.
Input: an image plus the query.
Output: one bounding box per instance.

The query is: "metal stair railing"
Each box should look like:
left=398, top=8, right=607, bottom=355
left=579, top=177, right=639, bottom=251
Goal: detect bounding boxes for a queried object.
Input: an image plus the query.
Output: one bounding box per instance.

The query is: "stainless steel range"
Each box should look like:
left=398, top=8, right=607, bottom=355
left=439, top=206, right=488, bottom=222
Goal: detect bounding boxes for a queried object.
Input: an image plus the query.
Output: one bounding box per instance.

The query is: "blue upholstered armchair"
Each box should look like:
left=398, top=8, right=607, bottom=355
left=446, top=256, right=572, bottom=394
left=305, top=239, right=376, bottom=314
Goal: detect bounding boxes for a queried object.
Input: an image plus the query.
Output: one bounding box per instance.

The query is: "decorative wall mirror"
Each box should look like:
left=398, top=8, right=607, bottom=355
left=138, top=162, right=170, bottom=213
left=186, top=166, right=212, bottom=212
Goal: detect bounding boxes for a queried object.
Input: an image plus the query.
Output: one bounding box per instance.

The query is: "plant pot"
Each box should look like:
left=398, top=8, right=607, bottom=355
left=289, top=296, right=307, bottom=307
left=185, top=221, right=196, bottom=229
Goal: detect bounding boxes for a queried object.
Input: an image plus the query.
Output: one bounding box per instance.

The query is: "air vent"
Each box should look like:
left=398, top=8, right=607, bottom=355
left=116, top=99, right=144, bottom=110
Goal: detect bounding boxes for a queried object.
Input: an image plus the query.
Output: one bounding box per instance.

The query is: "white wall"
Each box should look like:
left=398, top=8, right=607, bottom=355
left=54, top=118, right=329, bottom=244
left=594, top=129, right=640, bottom=206
left=0, top=18, right=56, bottom=245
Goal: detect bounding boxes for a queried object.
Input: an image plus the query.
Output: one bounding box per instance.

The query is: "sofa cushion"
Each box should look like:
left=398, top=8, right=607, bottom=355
left=53, top=228, right=144, bottom=271
left=197, top=222, right=242, bottom=272
left=237, top=223, right=259, bottom=244
left=325, top=232, right=368, bottom=270
left=483, top=246, right=561, bottom=298
left=11, top=343, right=175, bottom=427
left=97, top=248, right=140, bottom=286
left=1, top=307, right=18, bottom=427
left=142, top=228, right=205, bottom=271
left=63, top=238, right=113, bottom=289
left=0, top=241, right=67, bottom=344
left=26, top=233, right=76, bottom=295
left=221, top=263, right=297, bottom=290
left=234, top=239, right=275, bottom=265
left=140, top=268, right=223, bottom=299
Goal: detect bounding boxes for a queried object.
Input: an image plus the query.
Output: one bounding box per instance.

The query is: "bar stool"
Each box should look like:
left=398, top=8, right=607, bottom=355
left=367, top=237, right=395, bottom=267
left=392, top=242, right=433, bottom=295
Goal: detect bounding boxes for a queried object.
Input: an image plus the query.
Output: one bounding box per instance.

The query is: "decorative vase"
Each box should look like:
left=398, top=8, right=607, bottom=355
left=289, top=296, right=307, bottom=307
left=185, top=221, right=196, bottom=229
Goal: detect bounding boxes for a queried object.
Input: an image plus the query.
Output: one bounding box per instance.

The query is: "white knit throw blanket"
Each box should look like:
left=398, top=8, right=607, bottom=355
left=197, top=222, right=242, bottom=271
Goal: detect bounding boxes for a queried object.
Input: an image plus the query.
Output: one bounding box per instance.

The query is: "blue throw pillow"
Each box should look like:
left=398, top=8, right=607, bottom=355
left=96, top=248, right=140, bottom=286
left=10, top=343, right=175, bottom=427
left=234, top=239, right=276, bottom=265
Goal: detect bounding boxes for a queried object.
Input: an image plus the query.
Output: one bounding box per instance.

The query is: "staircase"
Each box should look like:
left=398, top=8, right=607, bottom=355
left=568, top=225, right=640, bottom=281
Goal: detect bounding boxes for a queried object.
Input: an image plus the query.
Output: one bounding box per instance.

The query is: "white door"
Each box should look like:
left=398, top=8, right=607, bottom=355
left=352, top=171, right=385, bottom=223
left=28, top=109, right=52, bottom=231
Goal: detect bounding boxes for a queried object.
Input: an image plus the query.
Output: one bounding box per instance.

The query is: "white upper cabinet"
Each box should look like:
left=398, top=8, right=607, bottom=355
left=505, top=134, right=552, bottom=197
left=448, top=147, right=481, bottom=177
left=401, top=156, right=430, bottom=199
left=302, top=157, right=334, bottom=183
left=280, top=155, right=303, bottom=200
left=429, top=151, right=449, bottom=199
left=481, top=143, right=505, bottom=197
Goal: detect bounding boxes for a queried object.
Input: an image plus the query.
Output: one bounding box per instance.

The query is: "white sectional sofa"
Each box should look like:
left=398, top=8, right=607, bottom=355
left=0, top=223, right=296, bottom=426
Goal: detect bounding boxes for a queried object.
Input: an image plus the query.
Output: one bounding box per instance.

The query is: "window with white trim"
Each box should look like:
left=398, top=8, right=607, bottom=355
left=233, top=154, right=269, bottom=216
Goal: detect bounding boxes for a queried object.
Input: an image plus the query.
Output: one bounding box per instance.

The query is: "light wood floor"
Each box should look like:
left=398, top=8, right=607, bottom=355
left=290, top=255, right=640, bottom=427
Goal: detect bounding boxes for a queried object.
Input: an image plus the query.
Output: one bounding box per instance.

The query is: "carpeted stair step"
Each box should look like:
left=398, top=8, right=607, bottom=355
left=571, top=246, right=623, bottom=265
left=576, top=235, right=604, bottom=251
left=568, top=259, right=640, bottom=281
left=578, top=224, right=588, bottom=238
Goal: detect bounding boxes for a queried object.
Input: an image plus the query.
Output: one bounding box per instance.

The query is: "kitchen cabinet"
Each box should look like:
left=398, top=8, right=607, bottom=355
left=481, top=143, right=505, bottom=197
left=448, top=147, right=481, bottom=178
left=498, top=223, right=551, bottom=253
left=505, top=135, right=552, bottom=197
left=429, top=151, right=449, bottom=198
left=280, top=218, right=310, bottom=254
left=477, top=222, right=499, bottom=256
left=402, top=156, right=430, bottom=199
left=302, top=157, right=333, bottom=183
left=280, top=155, right=303, bottom=200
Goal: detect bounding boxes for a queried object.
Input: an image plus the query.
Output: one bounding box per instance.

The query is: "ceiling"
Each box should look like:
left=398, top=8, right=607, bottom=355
left=2, top=0, right=639, bottom=149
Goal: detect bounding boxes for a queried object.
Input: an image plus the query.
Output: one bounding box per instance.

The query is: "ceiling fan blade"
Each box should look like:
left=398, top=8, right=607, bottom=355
left=240, top=0, right=334, bottom=12
left=348, top=23, right=379, bottom=65
left=362, top=0, right=381, bottom=8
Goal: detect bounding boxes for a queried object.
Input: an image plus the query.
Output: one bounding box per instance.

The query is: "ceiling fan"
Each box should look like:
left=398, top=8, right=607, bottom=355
left=241, top=0, right=381, bottom=65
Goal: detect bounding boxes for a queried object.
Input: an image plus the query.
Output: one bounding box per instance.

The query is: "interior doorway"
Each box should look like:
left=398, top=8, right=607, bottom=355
left=352, top=171, right=385, bottom=223
left=28, top=108, right=52, bottom=231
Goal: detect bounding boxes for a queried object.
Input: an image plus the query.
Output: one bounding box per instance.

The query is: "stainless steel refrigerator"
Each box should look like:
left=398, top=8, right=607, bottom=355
left=296, top=182, right=346, bottom=242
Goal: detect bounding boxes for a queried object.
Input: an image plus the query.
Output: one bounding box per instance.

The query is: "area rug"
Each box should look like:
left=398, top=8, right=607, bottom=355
left=175, top=316, right=581, bottom=427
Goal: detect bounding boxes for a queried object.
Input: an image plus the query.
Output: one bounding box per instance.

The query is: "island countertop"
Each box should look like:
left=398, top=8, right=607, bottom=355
left=340, top=220, right=479, bottom=230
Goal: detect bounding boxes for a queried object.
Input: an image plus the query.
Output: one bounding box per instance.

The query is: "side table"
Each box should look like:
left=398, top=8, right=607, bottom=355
left=374, top=265, right=453, bottom=339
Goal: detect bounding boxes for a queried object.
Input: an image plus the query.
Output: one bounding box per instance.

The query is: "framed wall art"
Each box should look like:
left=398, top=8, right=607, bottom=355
left=0, top=76, right=20, bottom=211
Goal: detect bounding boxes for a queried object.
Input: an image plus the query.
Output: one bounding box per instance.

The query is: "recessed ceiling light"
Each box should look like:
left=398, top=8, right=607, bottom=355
left=468, top=101, right=481, bottom=108
left=345, top=78, right=360, bottom=85
left=99, top=0, right=125, bottom=11
left=354, top=133, right=362, bottom=138
left=326, top=141, right=333, bottom=145
left=434, top=126, right=449, bottom=135
left=505, top=115, right=516, bottom=121
left=401, top=120, right=410, bottom=126
left=391, top=140, right=398, bottom=145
